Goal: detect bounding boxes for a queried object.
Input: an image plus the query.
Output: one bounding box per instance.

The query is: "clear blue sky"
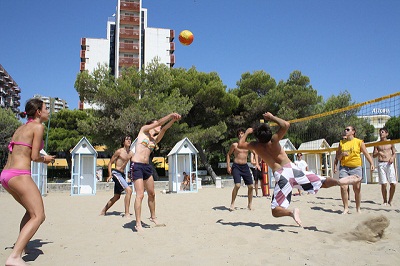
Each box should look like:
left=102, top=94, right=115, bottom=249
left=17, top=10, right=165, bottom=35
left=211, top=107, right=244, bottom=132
left=1, top=0, right=399, bottom=110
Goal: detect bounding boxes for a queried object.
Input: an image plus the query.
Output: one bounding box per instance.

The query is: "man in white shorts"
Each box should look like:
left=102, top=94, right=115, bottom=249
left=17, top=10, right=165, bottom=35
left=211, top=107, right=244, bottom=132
left=373, top=128, right=397, bottom=206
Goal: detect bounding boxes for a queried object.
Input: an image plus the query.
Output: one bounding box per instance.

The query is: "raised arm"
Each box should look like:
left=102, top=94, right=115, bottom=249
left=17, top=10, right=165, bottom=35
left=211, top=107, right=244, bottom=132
left=142, top=113, right=181, bottom=134
left=155, top=114, right=181, bottom=142
left=263, top=112, right=290, bottom=141
left=238, top=127, right=254, bottom=149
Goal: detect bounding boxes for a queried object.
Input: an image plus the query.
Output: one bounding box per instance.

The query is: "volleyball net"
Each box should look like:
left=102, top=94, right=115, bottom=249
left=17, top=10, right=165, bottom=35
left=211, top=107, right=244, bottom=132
left=279, top=91, right=400, bottom=154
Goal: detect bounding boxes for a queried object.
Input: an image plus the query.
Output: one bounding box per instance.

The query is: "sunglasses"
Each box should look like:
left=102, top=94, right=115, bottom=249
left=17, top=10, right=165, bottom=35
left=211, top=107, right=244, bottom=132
left=345, top=128, right=352, bottom=132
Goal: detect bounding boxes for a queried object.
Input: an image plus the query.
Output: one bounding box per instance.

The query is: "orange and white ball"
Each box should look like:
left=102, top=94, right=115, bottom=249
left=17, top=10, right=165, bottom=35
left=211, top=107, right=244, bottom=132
left=179, top=30, right=194, bottom=46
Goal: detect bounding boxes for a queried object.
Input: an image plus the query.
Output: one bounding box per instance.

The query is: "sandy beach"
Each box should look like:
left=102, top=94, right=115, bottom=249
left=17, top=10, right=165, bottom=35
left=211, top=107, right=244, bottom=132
left=1, top=183, right=399, bottom=265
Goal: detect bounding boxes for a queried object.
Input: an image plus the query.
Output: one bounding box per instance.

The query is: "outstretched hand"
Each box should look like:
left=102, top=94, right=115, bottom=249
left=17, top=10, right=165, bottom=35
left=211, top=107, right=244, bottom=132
left=171, top=113, right=181, bottom=121
left=262, top=112, right=274, bottom=121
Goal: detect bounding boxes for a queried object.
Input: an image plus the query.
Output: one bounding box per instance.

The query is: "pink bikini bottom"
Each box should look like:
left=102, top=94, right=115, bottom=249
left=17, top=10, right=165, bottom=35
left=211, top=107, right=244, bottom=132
left=0, top=169, right=31, bottom=189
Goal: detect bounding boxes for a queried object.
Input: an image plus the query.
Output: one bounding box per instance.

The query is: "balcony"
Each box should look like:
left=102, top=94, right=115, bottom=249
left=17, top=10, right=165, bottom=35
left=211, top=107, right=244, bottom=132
left=80, top=50, right=86, bottom=58
left=170, top=30, right=175, bottom=41
left=120, top=1, right=140, bottom=12
left=119, top=57, right=140, bottom=68
left=14, top=87, right=21, bottom=93
left=120, top=15, right=140, bottom=25
left=80, top=62, right=86, bottom=71
left=119, top=43, right=139, bottom=52
left=169, top=42, right=175, bottom=53
left=169, top=54, right=175, bottom=67
left=119, top=29, right=140, bottom=39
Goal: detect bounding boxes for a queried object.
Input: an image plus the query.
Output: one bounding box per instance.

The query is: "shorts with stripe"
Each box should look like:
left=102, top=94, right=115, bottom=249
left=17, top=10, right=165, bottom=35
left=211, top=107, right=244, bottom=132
left=112, top=169, right=129, bottom=195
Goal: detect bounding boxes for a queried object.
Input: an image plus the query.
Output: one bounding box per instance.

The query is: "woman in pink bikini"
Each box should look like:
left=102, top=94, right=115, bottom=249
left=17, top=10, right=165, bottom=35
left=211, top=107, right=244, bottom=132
left=1, top=98, right=55, bottom=266
left=130, top=112, right=181, bottom=231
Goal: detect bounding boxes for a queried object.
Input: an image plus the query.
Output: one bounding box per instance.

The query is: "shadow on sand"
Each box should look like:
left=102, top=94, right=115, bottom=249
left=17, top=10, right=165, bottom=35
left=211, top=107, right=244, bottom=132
left=216, top=219, right=332, bottom=234
left=22, top=239, right=53, bottom=262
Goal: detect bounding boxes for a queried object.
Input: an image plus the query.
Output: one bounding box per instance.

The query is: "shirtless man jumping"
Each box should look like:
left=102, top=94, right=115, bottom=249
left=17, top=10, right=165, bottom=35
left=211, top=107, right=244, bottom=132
left=100, top=135, right=134, bottom=218
left=238, top=112, right=361, bottom=226
left=373, top=127, right=397, bottom=206
left=227, top=128, right=254, bottom=211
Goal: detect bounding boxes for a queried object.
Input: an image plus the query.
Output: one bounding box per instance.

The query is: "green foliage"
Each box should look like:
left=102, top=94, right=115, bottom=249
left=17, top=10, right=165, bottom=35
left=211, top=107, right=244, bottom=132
left=46, top=109, right=94, bottom=153
left=385, top=116, right=400, bottom=139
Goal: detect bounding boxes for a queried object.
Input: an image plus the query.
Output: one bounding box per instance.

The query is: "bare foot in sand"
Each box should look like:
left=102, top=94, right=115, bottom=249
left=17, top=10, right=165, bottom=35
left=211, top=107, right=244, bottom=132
left=356, top=208, right=362, bottom=214
left=247, top=204, right=253, bottom=210
left=6, top=255, right=29, bottom=266
left=291, top=208, right=302, bottom=227
left=135, top=225, right=144, bottom=232
left=229, top=205, right=235, bottom=212
left=341, top=208, right=349, bottom=215
left=149, top=217, right=166, bottom=227
left=122, top=213, right=131, bottom=219
left=99, top=211, right=106, bottom=216
left=338, top=175, right=361, bottom=186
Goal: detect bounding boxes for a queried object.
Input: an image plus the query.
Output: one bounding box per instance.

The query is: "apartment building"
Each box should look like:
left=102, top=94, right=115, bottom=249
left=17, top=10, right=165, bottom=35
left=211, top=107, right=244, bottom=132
left=0, top=64, right=21, bottom=115
left=34, top=94, right=69, bottom=113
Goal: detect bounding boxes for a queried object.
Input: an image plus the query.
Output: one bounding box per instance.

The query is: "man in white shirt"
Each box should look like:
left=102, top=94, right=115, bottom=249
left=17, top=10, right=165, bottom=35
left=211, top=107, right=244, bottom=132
left=294, top=153, right=308, bottom=196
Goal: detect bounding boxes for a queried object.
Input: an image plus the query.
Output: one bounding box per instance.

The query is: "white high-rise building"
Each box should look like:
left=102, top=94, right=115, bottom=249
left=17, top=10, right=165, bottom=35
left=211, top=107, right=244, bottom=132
left=79, top=0, right=175, bottom=109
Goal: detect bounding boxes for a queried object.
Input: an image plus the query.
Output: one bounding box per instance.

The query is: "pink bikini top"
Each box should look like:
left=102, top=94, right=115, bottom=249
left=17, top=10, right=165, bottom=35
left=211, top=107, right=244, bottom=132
left=8, top=118, right=45, bottom=152
left=8, top=140, right=44, bottom=152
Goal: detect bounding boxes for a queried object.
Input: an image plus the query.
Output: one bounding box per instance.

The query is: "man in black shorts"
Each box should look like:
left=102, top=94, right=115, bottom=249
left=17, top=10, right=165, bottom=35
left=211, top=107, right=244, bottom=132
left=227, top=128, right=254, bottom=210
left=250, top=151, right=263, bottom=197
left=100, top=136, right=134, bottom=218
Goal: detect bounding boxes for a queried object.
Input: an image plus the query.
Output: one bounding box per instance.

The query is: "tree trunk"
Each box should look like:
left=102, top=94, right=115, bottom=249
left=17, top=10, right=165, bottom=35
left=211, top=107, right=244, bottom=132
left=194, top=143, right=217, bottom=183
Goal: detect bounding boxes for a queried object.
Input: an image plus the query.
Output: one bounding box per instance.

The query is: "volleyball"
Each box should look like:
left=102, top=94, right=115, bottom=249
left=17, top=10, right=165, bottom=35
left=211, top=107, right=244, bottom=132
left=179, top=30, right=194, bottom=46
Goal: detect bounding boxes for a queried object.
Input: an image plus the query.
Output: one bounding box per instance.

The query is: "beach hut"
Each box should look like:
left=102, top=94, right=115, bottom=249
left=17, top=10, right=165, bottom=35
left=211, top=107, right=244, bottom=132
left=31, top=149, right=48, bottom=196
left=167, top=137, right=199, bottom=193
left=70, top=137, right=97, bottom=196
left=279, top=138, right=296, bottom=152
left=298, top=139, right=331, bottom=176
